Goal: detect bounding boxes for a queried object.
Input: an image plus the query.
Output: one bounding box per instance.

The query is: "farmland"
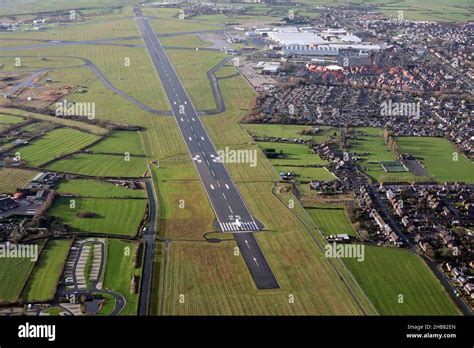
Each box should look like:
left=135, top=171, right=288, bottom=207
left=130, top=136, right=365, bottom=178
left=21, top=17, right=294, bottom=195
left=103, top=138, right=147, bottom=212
left=47, top=197, right=146, bottom=236
left=343, top=246, right=459, bottom=315
left=55, top=179, right=145, bottom=198
left=0, top=168, right=37, bottom=193
left=305, top=205, right=358, bottom=237
left=13, top=128, right=100, bottom=167
left=0, top=114, right=24, bottom=125
left=103, top=239, right=143, bottom=315
left=243, top=124, right=338, bottom=144
left=0, top=248, right=37, bottom=303
left=47, top=153, right=147, bottom=178
left=256, top=142, right=328, bottom=166
left=22, top=239, right=71, bottom=303
left=89, top=131, right=145, bottom=156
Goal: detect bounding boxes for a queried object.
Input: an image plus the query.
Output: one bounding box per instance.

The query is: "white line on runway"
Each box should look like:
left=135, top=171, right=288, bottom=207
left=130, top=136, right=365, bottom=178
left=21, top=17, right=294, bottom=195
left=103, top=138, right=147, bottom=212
left=228, top=205, right=233, bottom=214
left=211, top=170, right=215, bottom=177
left=225, top=184, right=230, bottom=189
left=180, top=117, right=184, bottom=122
left=210, top=184, right=214, bottom=190
left=188, top=136, right=192, bottom=141
left=216, top=181, right=221, bottom=188
left=201, top=136, right=205, bottom=141
left=222, top=193, right=227, bottom=200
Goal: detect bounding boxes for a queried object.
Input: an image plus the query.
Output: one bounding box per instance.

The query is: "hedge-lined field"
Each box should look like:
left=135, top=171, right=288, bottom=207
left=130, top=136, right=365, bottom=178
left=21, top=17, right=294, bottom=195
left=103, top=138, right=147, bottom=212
left=47, top=153, right=147, bottom=177
left=14, top=128, right=99, bottom=167
left=48, top=197, right=146, bottom=236
left=22, top=239, right=71, bottom=303
left=56, top=179, right=145, bottom=198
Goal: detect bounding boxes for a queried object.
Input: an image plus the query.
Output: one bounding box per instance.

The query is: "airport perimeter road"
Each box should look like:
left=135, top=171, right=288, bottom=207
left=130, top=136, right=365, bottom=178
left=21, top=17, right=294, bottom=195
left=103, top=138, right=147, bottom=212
left=134, top=7, right=279, bottom=289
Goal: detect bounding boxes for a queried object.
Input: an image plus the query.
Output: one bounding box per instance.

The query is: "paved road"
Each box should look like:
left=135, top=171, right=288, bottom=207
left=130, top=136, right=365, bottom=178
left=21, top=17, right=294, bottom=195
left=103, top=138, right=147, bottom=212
left=138, top=179, right=158, bottom=315
left=134, top=6, right=279, bottom=290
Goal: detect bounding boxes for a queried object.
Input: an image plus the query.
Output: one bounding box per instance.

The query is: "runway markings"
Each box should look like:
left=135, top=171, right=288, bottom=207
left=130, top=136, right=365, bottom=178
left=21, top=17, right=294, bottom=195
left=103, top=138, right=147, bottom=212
left=192, top=155, right=202, bottom=163
left=188, top=136, right=192, bottom=141
left=220, top=221, right=259, bottom=232
left=210, top=184, right=214, bottom=190
left=225, top=184, right=230, bottom=189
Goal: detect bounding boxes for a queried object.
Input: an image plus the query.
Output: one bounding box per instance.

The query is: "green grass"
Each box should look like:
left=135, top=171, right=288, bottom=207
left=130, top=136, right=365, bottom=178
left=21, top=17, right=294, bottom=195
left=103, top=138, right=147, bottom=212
left=13, top=128, right=99, bottom=167
left=89, top=131, right=145, bottom=156
left=166, top=49, right=225, bottom=110
left=56, top=179, right=145, bottom=198
left=257, top=142, right=327, bottom=166
left=48, top=197, right=146, bottom=236
left=22, top=239, right=71, bottom=303
left=275, top=165, right=336, bottom=181
left=0, top=246, right=37, bottom=303
left=47, top=153, right=147, bottom=177
left=306, top=205, right=358, bottom=237
left=103, top=239, right=142, bottom=315
left=349, top=127, right=423, bottom=183
left=0, top=168, right=37, bottom=193
left=244, top=124, right=338, bottom=144
left=160, top=34, right=212, bottom=48
left=343, top=246, right=459, bottom=315
left=0, top=114, right=24, bottom=124
left=396, top=136, right=474, bottom=184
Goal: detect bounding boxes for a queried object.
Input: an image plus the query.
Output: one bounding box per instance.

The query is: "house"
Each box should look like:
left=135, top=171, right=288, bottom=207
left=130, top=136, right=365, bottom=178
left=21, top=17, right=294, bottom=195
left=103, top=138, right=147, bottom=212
left=0, top=197, right=18, bottom=212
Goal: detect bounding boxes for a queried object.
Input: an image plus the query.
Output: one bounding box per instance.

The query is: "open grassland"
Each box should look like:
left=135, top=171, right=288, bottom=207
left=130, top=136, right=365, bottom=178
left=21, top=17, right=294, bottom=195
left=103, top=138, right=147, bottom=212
left=13, top=128, right=99, bottom=167
left=144, top=7, right=223, bottom=34
left=151, top=160, right=214, bottom=241
left=0, top=108, right=108, bottom=135
left=48, top=197, right=146, bottom=236
left=103, top=239, right=143, bottom=315
left=56, top=179, right=145, bottom=198
left=22, top=239, right=71, bottom=303
left=275, top=166, right=336, bottom=181
left=0, top=0, right=134, bottom=16
left=0, top=168, right=37, bottom=193
left=0, top=114, right=24, bottom=124
left=47, top=153, right=147, bottom=177
left=166, top=49, right=225, bottom=110
left=305, top=205, right=358, bottom=237
left=0, top=247, right=36, bottom=303
left=160, top=34, right=212, bottom=48
left=243, top=124, right=338, bottom=144
left=214, top=64, right=239, bottom=78
left=0, top=55, right=85, bottom=70
left=343, top=246, right=460, bottom=315
left=350, top=127, right=425, bottom=183
left=89, top=131, right=145, bottom=156
left=396, top=136, right=474, bottom=184
left=257, top=142, right=327, bottom=166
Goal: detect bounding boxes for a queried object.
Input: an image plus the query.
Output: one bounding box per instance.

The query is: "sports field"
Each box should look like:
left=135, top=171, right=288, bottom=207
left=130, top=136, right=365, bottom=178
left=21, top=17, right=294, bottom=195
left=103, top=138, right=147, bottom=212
left=47, top=153, right=147, bottom=178
left=13, top=128, right=99, bottom=167
left=396, top=136, right=474, bottom=184
left=305, top=205, right=358, bottom=237
left=22, top=239, right=71, bottom=303
left=343, top=246, right=459, bottom=315
left=48, top=197, right=146, bottom=236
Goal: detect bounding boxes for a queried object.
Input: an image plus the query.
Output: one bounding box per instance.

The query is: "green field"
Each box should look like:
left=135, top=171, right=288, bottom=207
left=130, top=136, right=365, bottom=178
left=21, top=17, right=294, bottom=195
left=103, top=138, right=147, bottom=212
left=244, top=124, right=338, bottom=144
left=396, top=136, right=474, bottom=184
left=0, top=247, right=37, bottom=303
left=13, top=128, right=99, bottom=167
left=275, top=165, right=336, bottom=181
left=0, top=114, right=24, bottom=125
left=160, top=34, right=212, bottom=48
left=165, top=49, right=225, bottom=110
left=103, top=239, right=143, bottom=315
left=306, top=205, right=358, bottom=237
left=22, top=239, right=71, bottom=303
left=257, top=142, right=328, bottom=166
left=349, top=127, right=422, bottom=183
left=89, top=131, right=145, bottom=156
left=0, top=168, right=37, bottom=193
left=56, top=179, right=145, bottom=198
left=47, top=153, right=147, bottom=177
left=48, top=197, right=146, bottom=236
left=343, top=246, right=459, bottom=315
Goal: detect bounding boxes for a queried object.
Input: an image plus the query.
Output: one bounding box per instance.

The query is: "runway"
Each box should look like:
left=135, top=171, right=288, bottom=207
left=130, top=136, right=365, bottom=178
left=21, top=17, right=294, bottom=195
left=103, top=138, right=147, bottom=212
left=134, top=6, right=279, bottom=289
